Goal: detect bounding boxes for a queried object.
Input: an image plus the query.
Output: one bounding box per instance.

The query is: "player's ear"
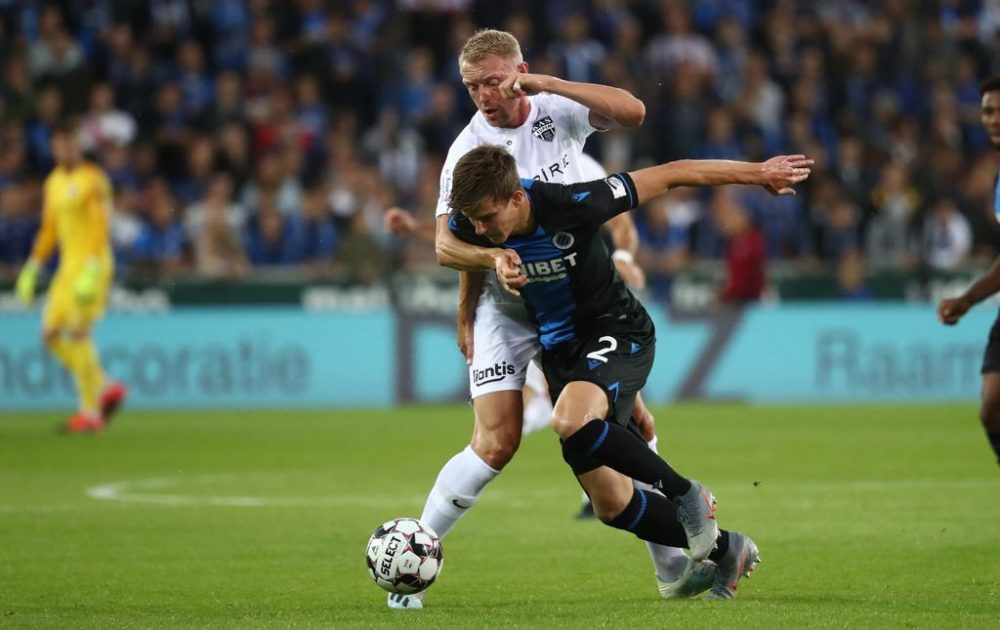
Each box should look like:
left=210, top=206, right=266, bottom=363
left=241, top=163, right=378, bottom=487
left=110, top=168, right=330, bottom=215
left=518, top=61, right=529, bottom=74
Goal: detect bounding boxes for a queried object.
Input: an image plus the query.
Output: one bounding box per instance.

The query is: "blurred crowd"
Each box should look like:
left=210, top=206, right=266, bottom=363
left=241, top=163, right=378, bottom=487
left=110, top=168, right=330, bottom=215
left=2, top=0, right=1000, bottom=302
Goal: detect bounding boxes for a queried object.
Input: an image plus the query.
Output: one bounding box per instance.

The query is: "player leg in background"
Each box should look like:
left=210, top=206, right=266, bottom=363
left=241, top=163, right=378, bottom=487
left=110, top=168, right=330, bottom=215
left=521, top=361, right=553, bottom=435
left=43, top=280, right=126, bottom=433
left=979, top=372, right=1000, bottom=466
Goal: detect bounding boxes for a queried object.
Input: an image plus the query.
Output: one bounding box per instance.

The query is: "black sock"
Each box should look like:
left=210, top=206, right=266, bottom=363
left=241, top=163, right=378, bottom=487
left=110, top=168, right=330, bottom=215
left=708, top=530, right=731, bottom=562
left=988, top=431, right=1000, bottom=466
left=563, top=419, right=691, bottom=498
left=605, top=489, right=689, bottom=547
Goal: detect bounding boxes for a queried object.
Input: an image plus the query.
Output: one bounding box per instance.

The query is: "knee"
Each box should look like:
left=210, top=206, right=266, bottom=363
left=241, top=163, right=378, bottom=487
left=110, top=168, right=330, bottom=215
left=551, top=405, right=585, bottom=439
left=590, top=488, right=633, bottom=523
left=471, top=428, right=520, bottom=470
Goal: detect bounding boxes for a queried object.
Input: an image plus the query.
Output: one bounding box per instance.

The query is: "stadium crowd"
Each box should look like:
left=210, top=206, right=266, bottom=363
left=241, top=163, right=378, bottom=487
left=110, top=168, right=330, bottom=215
left=1, top=0, right=1000, bottom=302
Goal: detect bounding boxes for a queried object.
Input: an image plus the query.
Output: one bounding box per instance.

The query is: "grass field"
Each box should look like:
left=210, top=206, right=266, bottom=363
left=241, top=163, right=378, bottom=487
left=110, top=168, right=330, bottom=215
left=1, top=403, right=998, bottom=628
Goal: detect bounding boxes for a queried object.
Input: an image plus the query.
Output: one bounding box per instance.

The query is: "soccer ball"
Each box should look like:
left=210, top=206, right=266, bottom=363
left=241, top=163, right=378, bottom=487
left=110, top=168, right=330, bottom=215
left=365, top=517, right=443, bottom=594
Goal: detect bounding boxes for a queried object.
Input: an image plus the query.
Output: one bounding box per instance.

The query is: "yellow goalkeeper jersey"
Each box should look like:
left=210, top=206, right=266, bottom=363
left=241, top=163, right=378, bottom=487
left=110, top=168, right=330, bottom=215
left=30, top=161, right=114, bottom=275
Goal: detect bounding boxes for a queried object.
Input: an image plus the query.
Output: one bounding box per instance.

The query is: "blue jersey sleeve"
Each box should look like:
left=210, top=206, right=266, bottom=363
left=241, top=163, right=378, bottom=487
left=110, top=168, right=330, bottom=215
left=529, top=172, right=639, bottom=234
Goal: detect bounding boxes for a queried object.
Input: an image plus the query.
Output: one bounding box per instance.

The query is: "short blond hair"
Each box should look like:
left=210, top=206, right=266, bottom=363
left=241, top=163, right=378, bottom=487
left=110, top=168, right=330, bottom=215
left=459, top=29, right=523, bottom=67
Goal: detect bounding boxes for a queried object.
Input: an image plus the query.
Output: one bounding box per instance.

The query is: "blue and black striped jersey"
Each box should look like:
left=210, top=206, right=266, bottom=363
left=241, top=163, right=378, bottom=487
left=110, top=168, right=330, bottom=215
left=450, top=172, right=648, bottom=349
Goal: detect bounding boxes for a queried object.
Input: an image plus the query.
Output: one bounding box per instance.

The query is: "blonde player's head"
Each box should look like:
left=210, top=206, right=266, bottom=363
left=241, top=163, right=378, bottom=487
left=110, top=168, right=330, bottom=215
left=458, top=29, right=528, bottom=129
left=458, top=29, right=523, bottom=67
left=51, top=120, right=83, bottom=168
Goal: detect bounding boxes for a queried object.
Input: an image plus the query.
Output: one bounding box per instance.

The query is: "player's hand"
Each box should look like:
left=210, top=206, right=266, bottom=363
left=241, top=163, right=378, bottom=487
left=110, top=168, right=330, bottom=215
left=498, top=72, right=548, bottom=99
left=15, top=260, right=39, bottom=305
left=632, top=399, right=656, bottom=443
left=938, top=297, right=971, bottom=326
left=612, top=250, right=646, bottom=290
left=384, top=207, right=417, bottom=236
left=74, top=261, right=101, bottom=304
left=494, top=249, right=527, bottom=296
left=457, top=309, right=475, bottom=364
left=759, top=155, right=813, bottom=196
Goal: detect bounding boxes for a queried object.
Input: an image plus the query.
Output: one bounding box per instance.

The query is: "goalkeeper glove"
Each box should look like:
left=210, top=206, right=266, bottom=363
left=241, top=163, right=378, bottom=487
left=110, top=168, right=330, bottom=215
left=74, top=260, right=102, bottom=304
left=15, top=260, right=39, bottom=305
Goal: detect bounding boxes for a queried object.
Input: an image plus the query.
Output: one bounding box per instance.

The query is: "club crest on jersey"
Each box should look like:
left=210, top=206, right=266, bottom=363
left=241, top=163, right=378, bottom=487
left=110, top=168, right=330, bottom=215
left=552, top=232, right=575, bottom=250
left=531, top=116, right=556, bottom=142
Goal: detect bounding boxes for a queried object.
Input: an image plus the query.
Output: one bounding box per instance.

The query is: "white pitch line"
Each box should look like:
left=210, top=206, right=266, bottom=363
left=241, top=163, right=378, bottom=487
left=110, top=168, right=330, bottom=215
left=84, top=474, right=427, bottom=508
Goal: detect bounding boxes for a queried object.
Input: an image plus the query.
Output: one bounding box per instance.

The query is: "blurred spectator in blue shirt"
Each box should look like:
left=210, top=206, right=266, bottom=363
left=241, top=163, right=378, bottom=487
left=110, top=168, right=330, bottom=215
left=246, top=199, right=304, bottom=266
left=176, top=40, right=214, bottom=123
left=635, top=193, right=693, bottom=304
left=132, top=177, right=186, bottom=277
left=923, top=198, right=972, bottom=270
left=25, top=84, right=61, bottom=174
left=299, top=184, right=338, bottom=274
left=548, top=11, right=605, bottom=84
left=0, top=180, right=39, bottom=278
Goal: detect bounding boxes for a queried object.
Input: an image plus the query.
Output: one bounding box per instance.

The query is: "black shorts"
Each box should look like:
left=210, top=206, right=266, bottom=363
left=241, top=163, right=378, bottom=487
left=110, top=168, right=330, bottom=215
left=982, top=316, right=1000, bottom=374
left=541, top=321, right=655, bottom=427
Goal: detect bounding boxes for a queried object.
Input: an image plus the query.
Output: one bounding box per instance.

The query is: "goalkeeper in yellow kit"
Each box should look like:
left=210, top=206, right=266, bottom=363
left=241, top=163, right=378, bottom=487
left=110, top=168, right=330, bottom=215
left=16, top=122, right=127, bottom=433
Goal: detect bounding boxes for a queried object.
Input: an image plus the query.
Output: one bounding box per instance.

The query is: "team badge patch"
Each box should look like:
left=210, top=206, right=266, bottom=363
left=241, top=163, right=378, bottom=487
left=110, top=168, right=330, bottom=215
left=552, top=232, right=575, bottom=250
left=531, top=116, right=556, bottom=142
left=605, top=176, right=627, bottom=200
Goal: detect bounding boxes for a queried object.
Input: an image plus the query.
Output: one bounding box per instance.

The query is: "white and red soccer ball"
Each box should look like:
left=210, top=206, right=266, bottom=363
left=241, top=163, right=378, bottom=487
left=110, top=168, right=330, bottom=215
left=366, top=518, right=443, bottom=594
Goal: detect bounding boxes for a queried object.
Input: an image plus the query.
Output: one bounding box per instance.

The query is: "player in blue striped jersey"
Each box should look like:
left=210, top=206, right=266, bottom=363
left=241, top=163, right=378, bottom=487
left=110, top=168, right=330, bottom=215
left=448, top=144, right=812, bottom=599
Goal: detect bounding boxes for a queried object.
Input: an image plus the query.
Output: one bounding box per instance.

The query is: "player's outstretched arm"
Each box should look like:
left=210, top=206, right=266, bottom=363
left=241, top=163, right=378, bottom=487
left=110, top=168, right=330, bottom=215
left=384, top=208, right=437, bottom=245
left=498, top=73, right=645, bottom=130
left=938, top=254, right=1000, bottom=325
left=16, top=195, right=58, bottom=305
left=628, top=155, right=813, bottom=206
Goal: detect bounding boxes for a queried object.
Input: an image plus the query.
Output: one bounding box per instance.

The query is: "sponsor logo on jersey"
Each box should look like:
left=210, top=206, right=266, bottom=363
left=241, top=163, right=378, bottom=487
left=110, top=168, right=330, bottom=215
left=472, top=360, right=517, bottom=386
left=571, top=191, right=591, bottom=202
left=605, top=175, right=626, bottom=199
left=533, top=154, right=571, bottom=182
left=552, top=232, right=575, bottom=250
left=520, top=252, right=580, bottom=283
left=531, top=116, right=556, bottom=141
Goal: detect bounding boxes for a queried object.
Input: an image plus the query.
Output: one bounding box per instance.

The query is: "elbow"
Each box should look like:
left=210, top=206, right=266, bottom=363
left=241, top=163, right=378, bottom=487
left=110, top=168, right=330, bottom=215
left=622, top=98, right=646, bottom=129
left=434, top=241, right=454, bottom=268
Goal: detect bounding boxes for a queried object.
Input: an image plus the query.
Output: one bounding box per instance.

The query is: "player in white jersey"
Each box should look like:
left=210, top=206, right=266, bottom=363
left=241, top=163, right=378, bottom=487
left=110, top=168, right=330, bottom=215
left=386, top=152, right=641, bottom=437
left=384, top=30, right=714, bottom=611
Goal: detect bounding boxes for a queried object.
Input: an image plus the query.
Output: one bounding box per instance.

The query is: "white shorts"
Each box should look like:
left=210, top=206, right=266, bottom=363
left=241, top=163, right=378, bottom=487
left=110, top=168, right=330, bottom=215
left=468, top=300, right=542, bottom=399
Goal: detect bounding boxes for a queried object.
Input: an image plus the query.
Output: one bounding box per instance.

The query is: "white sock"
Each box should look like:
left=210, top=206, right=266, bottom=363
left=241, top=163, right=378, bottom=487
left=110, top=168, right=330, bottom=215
left=521, top=392, right=553, bottom=435
left=419, top=445, right=499, bottom=539
left=636, top=434, right=687, bottom=581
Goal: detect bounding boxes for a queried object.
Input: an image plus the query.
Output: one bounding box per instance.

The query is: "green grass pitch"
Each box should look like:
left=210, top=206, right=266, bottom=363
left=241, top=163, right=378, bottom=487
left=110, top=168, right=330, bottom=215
left=1, top=404, right=998, bottom=628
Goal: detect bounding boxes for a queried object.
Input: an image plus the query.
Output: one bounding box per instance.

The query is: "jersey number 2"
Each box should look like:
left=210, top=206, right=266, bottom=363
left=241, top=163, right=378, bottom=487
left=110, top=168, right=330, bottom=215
left=586, top=336, right=618, bottom=364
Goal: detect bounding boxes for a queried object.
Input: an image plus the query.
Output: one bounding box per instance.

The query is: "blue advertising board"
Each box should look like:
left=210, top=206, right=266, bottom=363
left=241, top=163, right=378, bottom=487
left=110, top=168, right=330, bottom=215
left=0, top=309, right=394, bottom=409
left=0, top=304, right=994, bottom=409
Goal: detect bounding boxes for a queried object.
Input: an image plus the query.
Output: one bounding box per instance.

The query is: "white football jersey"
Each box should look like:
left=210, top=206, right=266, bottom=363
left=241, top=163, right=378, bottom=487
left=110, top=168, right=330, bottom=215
left=437, top=93, right=603, bottom=305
